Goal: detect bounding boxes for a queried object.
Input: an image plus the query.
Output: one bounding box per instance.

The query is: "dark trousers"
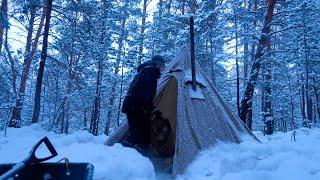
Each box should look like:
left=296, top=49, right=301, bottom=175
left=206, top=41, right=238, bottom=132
left=126, top=110, right=151, bottom=145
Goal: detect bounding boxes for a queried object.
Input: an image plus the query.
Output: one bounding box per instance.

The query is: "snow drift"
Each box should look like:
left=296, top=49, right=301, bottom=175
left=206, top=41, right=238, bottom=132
left=0, top=124, right=156, bottom=180
left=178, top=128, right=320, bottom=180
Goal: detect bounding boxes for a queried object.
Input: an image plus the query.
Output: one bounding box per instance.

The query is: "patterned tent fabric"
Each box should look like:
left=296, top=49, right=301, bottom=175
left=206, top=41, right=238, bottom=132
left=155, top=45, right=258, bottom=175
left=105, top=45, right=259, bottom=175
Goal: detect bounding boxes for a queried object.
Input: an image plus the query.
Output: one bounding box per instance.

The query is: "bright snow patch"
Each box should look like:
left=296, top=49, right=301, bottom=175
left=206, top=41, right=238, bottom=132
left=188, top=86, right=205, bottom=100
left=178, top=128, right=320, bottom=180
left=0, top=124, right=156, bottom=180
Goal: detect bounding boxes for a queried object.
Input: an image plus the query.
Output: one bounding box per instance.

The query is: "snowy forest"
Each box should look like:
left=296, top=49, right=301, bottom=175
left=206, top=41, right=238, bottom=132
left=1, top=0, right=320, bottom=179
left=0, top=0, right=320, bottom=136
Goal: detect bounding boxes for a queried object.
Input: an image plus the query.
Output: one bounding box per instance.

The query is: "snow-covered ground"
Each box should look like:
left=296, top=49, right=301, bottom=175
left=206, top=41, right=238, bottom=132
left=178, top=128, right=320, bottom=180
left=1, top=125, right=320, bottom=180
left=0, top=124, right=156, bottom=180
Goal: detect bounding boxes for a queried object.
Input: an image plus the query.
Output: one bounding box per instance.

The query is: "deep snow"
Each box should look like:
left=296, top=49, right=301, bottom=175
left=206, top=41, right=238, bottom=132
left=1, top=125, right=320, bottom=180
left=178, top=128, right=320, bottom=180
left=0, top=124, right=155, bottom=180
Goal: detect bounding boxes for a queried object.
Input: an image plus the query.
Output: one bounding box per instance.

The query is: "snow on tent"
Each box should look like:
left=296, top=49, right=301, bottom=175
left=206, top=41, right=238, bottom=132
left=105, top=45, right=259, bottom=175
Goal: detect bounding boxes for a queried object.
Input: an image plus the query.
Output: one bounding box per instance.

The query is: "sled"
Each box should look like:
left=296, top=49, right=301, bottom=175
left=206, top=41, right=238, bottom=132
left=0, top=137, right=94, bottom=180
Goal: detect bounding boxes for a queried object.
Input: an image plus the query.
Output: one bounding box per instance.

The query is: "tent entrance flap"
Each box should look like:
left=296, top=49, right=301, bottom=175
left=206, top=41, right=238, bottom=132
left=152, top=76, right=178, bottom=157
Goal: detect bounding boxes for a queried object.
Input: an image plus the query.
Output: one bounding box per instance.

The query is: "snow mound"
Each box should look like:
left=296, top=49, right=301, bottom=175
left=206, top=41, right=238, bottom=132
left=178, top=128, right=320, bottom=180
left=0, top=124, right=156, bottom=180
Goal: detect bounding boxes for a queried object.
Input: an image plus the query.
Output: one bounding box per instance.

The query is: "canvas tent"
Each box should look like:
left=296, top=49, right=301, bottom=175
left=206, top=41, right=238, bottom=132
left=106, top=46, right=259, bottom=175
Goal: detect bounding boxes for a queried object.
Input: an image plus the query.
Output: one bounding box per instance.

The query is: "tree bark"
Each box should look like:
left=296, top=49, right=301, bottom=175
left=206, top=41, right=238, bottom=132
left=261, top=46, right=273, bottom=135
left=137, top=0, right=147, bottom=65
left=62, top=55, right=73, bottom=134
left=243, top=0, right=249, bottom=81
left=4, top=28, right=16, bottom=95
left=300, top=74, right=307, bottom=127
left=9, top=5, right=46, bottom=127
left=312, top=79, right=320, bottom=122
left=191, top=0, right=197, bottom=14
left=32, top=0, right=53, bottom=124
left=90, top=58, right=102, bottom=136
left=302, top=4, right=312, bottom=127
left=182, top=0, right=186, bottom=15
left=116, top=65, right=124, bottom=126
left=50, top=74, right=60, bottom=131
left=0, top=0, right=8, bottom=53
left=105, top=18, right=126, bottom=135
left=9, top=6, right=37, bottom=127
left=239, top=0, right=277, bottom=129
left=287, top=71, right=296, bottom=129
left=243, top=0, right=258, bottom=128
left=159, top=0, right=163, bottom=17
left=210, top=38, right=216, bottom=84
left=233, top=5, right=240, bottom=115
left=90, top=15, right=107, bottom=135
left=166, top=0, right=173, bottom=13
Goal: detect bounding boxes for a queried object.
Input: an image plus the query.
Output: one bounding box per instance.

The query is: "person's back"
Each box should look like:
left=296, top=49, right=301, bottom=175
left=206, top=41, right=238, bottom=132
left=122, top=65, right=161, bottom=113
left=122, top=55, right=165, bottom=147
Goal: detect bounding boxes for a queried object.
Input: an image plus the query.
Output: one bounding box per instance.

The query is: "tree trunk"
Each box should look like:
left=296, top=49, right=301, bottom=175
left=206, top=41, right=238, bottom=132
left=137, top=0, right=147, bottom=65
left=239, top=0, right=277, bottom=129
left=83, top=108, right=88, bottom=130
left=9, top=5, right=46, bottom=127
left=210, top=38, right=216, bottom=84
left=242, top=0, right=257, bottom=129
left=233, top=5, right=240, bottom=115
left=312, top=78, right=320, bottom=123
left=261, top=45, right=274, bottom=135
left=191, top=0, right=197, bottom=14
left=182, top=0, right=186, bottom=15
left=166, top=0, right=173, bottom=13
left=89, top=61, right=102, bottom=136
left=243, top=0, right=249, bottom=81
left=116, top=65, right=124, bottom=127
left=0, top=0, right=8, bottom=53
left=90, top=16, right=106, bottom=135
left=32, top=0, right=53, bottom=124
left=64, top=56, right=73, bottom=134
left=287, top=71, right=296, bottom=129
left=302, top=12, right=312, bottom=127
left=159, top=0, right=163, bottom=17
left=105, top=18, right=126, bottom=135
left=4, top=28, right=16, bottom=95
left=9, top=6, right=37, bottom=127
left=300, top=74, right=307, bottom=127
left=50, top=74, right=60, bottom=131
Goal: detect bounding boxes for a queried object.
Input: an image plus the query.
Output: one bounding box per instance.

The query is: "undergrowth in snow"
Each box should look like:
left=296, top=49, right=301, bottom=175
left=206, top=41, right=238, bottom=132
left=1, top=125, right=320, bottom=180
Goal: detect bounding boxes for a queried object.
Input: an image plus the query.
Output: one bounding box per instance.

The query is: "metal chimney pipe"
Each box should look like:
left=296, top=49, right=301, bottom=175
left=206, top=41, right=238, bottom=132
left=189, top=16, right=196, bottom=90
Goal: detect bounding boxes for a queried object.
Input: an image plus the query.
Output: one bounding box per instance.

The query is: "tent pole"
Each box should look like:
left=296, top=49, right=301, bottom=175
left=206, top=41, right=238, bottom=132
left=189, top=16, right=196, bottom=90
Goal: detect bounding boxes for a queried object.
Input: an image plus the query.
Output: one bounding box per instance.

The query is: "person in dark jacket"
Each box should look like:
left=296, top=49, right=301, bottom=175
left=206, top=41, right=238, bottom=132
left=122, top=55, right=165, bottom=147
left=136, top=60, right=155, bottom=73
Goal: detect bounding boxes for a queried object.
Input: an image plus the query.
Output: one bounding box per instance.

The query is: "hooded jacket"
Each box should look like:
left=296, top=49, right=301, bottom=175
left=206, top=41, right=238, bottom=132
left=122, top=66, right=161, bottom=113
left=136, top=60, right=155, bottom=73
